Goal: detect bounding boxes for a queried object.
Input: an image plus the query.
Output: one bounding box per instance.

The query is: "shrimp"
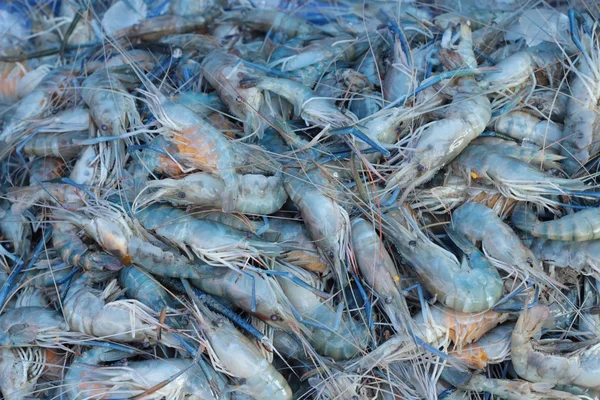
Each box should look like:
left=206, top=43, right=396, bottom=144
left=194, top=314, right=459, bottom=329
left=136, top=172, right=287, bottom=215
left=284, top=167, right=350, bottom=287
left=560, top=15, right=600, bottom=174
left=450, top=143, right=591, bottom=210
left=63, top=273, right=180, bottom=346
left=0, top=347, right=45, bottom=400
left=0, top=307, right=80, bottom=348
left=0, top=63, right=50, bottom=104
left=199, top=213, right=328, bottom=273
left=239, top=74, right=357, bottom=128
left=201, top=50, right=266, bottom=138
left=468, top=137, right=564, bottom=170
left=119, top=266, right=187, bottom=328
left=529, top=238, right=600, bottom=277
left=81, top=68, right=141, bottom=177
left=135, top=203, right=282, bottom=266
left=112, top=11, right=222, bottom=41
left=512, top=304, right=600, bottom=389
left=351, top=217, right=411, bottom=333
left=217, top=8, right=328, bottom=39
left=382, top=33, right=416, bottom=103
left=455, top=374, right=580, bottom=400
left=0, top=67, right=75, bottom=150
left=190, top=295, right=293, bottom=400
left=384, top=209, right=503, bottom=312
left=385, top=26, right=490, bottom=199
left=64, top=347, right=225, bottom=400
left=491, top=110, right=563, bottom=150
left=0, top=199, right=31, bottom=258
left=19, top=130, right=89, bottom=159
left=450, top=323, right=514, bottom=369
left=512, top=203, right=600, bottom=242
left=52, top=220, right=123, bottom=272
left=525, top=88, right=569, bottom=122
left=451, top=202, right=549, bottom=285
left=189, top=267, right=297, bottom=333
left=273, top=261, right=369, bottom=360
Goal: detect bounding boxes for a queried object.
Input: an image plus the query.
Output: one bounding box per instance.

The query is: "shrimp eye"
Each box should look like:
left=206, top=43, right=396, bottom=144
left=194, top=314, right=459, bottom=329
left=100, top=124, right=108, bottom=131
left=132, top=23, right=141, bottom=32
left=51, top=108, right=59, bottom=114
left=416, top=164, right=425, bottom=173
left=270, top=314, right=279, bottom=321
left=177, top=191, right=186, bottom=199
left=235, top=96, right=243, bottom=103
left=385, top=296, right=393, bottom=305
left=409, top=240, right=417, bottom=248
left=327, top=251, right=335, bottom=259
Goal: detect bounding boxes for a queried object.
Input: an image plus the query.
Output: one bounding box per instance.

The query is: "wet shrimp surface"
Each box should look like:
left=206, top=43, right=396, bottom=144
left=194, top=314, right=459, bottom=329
left=1, top=0, right=600, bottom=399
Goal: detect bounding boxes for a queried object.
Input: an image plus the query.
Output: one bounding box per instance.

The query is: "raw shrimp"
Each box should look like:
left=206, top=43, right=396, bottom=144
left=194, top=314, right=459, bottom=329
left=451, top=202, right=547, bottom=283
left=190, top=293, right=293, bottom=400
left=530, top=238, right=600, bottom=276
left=0, top=199, right=31, bottom=257
left=112, top=11, right=222, bottom=41
left=512, top=304, right=600, bottom=389
left=450, top=143, right=591, bottom=209
left=284, top=167, right=349, bottom=287
left=351, top=217, right=410, bottom=332
left=201, top=50, right=266, bottom=138
left=217, top=8, right=328, bottom=39
left=20, top=130, right=89, bottom=159
left=273, top=261, right=369, bottom=360
left=468, top=137, right=564, bottom=170
left=454, top=374, right=580, bottom=400
left=135, top=203, right=282, bottom=265
left=382, top=32, right=416, bottom=103
left=136, top=172, right=287, bottom=215
left=512, top=203, right=600, bottom=241
left=525, top=89, right=569, bottom=122
left=27, top=157, right=65, bottom=184
left=0, top=67, right=75, bottom=149
left=560, top=15, right=600, bottom=174
left=239, top=74, right=357, bottom=128
left=64, top=347, right=225, bottom=400
left=384, top=209, right=503, bottom=312
left=191, top=267, right=296, bottom=332
left=385, top=24, right=490, bottom=200
left=63, top=273, right=180, bottom=346
left=0, top=307, right=80, bottom=347
left=491, top=110, right=563, bottom=150
left=52, top=220, right=123, bottom=272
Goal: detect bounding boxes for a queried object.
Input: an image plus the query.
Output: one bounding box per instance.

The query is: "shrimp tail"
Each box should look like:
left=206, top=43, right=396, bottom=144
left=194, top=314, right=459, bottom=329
left=511, top=203, right=538, bottom=234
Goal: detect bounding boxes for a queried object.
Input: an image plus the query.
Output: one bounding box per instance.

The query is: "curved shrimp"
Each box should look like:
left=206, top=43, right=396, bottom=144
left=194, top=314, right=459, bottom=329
left=451, top=202, right=549, bottom=285
left=0, top=306, right=79, bottom=347
left=64, top=347, right=225, bottom=400
left=63, top=273, right=180, bottom=346
left=136, top=172, right=287, bottom=215
left=201, top=50, right=266, bottom=138
left=191, top=298, right=293, bottom=400
left=274, top=261, right=369, bottom=360
left=512, top=304, right=600, bottom=389
left=512, top=202, right=600, bottom=242
left=384, top=209, right=503, bottom=312
left=239, top=74, right=356, bottom=128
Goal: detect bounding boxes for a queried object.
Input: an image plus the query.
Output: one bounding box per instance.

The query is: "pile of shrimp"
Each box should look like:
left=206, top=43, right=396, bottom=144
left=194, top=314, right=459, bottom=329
left=3, top=0, right=600, bottom=398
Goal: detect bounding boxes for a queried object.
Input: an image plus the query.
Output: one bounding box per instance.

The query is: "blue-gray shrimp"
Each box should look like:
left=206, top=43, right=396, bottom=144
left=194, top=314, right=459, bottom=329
left=529, top=238, right=600, bottom=277
left=513, top=203, right=600, bottom=242
left=450, top=323, right=514, bottom=369
left=63, top=273, right=180, bottom=346
left=491, top=110, right=563, bottom=150
left=201, top=50, right=266, bottom=138
left=384, top=209, right=502, bottom=312
left=63, top=346, right=225, bottom=400
left=136, top=172, right=287, bottom=215
left=274, top=261, right=369, bottom=360
left=0, top=347, right=45, bottom=400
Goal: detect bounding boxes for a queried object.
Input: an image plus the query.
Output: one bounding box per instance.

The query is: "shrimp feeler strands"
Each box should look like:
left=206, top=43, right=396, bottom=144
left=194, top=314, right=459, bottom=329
left=1, top=3, right=600, bottom=399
